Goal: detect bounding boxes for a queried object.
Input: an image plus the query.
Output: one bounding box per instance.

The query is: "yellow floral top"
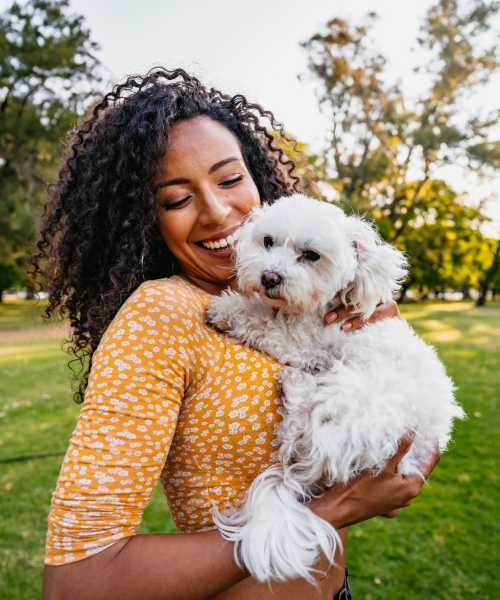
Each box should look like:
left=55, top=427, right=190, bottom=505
left=45, top=275, right=283, bottom=565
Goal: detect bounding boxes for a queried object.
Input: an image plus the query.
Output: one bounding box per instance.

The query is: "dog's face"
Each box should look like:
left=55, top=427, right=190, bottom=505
left=235, top=195, right=358, bottom=313
left=235, top=194, right=407, bottom=316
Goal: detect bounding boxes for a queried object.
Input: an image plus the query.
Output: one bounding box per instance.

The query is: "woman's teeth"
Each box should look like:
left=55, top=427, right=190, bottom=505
left=199, top=229, right=240, bottom=250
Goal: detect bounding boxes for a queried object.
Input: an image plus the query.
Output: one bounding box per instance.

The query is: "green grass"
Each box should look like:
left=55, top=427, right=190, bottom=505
left=0, top=299, right=498, bottom=599
left=348, top=301, right=500, bottom=599
left=0, top=299, right=59, bottom=331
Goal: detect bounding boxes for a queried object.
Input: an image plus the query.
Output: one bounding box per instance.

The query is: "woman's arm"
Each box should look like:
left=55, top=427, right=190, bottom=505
left=43, top=530, right=249, bottom=600
left=43, top=280, right=251, bottom=600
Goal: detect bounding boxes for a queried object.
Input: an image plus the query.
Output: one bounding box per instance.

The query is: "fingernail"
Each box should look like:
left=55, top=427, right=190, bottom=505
left=342, top=322, right=352, bottom=331
left=326, top=312, right=337, bottom=324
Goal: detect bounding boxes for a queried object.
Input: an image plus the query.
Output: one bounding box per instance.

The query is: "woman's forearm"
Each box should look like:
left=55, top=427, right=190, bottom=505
left=43, top=530, right=249, bottom=600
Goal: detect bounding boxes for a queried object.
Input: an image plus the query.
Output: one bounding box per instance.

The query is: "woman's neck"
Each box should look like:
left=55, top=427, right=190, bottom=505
left=179, top=273, right=238, bottom=296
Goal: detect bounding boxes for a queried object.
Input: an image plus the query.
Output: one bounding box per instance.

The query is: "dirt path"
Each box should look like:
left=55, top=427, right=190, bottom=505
left=0, top=323, right=69, bottom=341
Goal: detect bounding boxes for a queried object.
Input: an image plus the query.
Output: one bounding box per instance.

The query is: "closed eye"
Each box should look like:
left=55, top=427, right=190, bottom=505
left=161, top=196, right=191, bottom=210
left=219, top=174, right=243, bottom=187
left=159, top=175, right=243, bottom=209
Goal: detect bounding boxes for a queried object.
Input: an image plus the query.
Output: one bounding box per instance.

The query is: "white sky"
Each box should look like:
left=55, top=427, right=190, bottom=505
left=68, top=0, right=434, bottom=147
left=2, top=0, right=499, bottom=232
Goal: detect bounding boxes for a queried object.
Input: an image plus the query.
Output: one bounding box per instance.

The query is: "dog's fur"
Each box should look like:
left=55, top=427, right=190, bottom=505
left=206, top=194, right=465, bottom=584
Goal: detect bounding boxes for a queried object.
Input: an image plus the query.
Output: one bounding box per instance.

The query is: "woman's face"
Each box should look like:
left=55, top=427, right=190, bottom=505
left=154, top=116, right=261, bottom=293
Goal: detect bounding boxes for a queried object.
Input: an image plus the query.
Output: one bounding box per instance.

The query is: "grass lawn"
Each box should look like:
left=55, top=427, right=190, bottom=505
left=0, top=299, right=498, bottom=599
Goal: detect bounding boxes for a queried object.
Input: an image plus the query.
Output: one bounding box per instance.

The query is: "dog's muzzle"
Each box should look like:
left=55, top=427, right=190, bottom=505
left=261, top=271, right=282, bottom=290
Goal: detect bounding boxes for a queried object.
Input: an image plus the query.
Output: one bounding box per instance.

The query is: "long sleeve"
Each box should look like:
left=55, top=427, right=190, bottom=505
left=45, top=281, right=190, bottom=565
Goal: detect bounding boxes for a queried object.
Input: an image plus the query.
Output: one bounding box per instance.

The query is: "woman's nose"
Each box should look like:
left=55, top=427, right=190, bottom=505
left=198, top=189, right=231, bottom=226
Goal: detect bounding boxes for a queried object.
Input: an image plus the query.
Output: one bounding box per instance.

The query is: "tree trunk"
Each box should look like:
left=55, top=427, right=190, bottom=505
left=25, top=286, right=36, bottom=300
left=419, top=287, right=429, bottom=301
left=477, top=240, right=500, bottom=307
left=398, top=283, right=410, bottom=303
left=398, top=277, right=414, bottom=303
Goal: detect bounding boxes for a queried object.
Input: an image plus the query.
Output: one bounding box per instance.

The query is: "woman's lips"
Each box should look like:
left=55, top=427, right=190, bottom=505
left=194, top=243, right=234, bottom=258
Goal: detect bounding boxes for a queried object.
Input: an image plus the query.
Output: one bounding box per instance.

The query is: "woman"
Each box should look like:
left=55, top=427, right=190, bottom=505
left=37, top=68, right=439, bottom=600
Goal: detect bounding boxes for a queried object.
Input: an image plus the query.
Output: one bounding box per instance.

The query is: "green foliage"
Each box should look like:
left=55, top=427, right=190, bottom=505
left=270, top=130, right=328, bottom=198
left=0, top=0, right=101, bottom=295
left=0, top=264, right=16, bottom=299
left=301, top=0, right=500, bottom=301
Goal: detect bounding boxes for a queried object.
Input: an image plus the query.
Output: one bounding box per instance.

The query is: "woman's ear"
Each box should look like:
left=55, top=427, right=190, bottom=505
left=346, top=216, right=408, bottom=319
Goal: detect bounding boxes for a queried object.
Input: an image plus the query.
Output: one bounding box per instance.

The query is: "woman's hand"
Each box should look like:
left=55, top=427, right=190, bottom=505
left=309, top=434, right=441, bottom=529
left=324, top=300, right=400, bottom=331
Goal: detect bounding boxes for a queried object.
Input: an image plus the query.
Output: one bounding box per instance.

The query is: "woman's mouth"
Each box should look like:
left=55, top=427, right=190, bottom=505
left=194, top=227, right=241, bottom=256
left=194, top=244, right=234, bottom=258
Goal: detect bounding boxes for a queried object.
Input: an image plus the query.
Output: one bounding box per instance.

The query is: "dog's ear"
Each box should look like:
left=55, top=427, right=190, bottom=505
left=346, top=216, right=408, bottom=319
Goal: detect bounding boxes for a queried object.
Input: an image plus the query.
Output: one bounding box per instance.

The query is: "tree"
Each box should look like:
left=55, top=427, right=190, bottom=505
left=0, top=0, right=101, bottom=300
left=270, top=131, right=327, bottom=198
left=477, top=238, right=500, bottom=305
left=301, top=0, right=500, bottom=299
left=392, top=180, right=491, bottom=300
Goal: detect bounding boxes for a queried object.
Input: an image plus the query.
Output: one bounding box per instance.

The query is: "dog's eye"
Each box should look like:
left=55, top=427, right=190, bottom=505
left=301, top=250, right=321, bottom=262
left=263, top=236, right=274, bottom=249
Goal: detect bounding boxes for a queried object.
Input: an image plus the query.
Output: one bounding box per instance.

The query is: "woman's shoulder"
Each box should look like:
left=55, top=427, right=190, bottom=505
left=96, top=276, right=210, bottom=359
left=109, top=275, right=209, bottom=335
left=130, top=275, right=209, bottom=315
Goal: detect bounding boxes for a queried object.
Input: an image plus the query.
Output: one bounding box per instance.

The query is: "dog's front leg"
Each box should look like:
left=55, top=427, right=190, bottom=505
left=279, top=366, right=318, bottom=411
left=206, top=292, right=262, bottom=335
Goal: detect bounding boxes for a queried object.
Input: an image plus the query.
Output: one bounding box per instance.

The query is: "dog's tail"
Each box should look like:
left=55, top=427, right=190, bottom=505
left=211, top=464, right=341, bottom=585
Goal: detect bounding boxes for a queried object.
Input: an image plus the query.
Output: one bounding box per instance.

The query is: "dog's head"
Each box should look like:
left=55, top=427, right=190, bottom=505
left=235, top=194, right=407, bottom=317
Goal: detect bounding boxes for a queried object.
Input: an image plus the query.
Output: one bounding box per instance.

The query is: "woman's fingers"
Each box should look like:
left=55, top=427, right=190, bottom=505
left=340, top=315, right=363, bottom=331
left=324, top=300, right=400, bottom=329
left=420, top=444, right=441, bottom=480
left=385, top=432, right=416, bottom=473
left=324, top=305, right=354, bottom=325
left=382, top=509, right=401, bottom=518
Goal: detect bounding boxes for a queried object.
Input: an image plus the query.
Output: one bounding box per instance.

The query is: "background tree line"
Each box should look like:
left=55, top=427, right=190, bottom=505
left=293, top=0, right=500, bottom=304
left=1, top=0, right=499, bottom=303
left=0, top=0, right=100, bottom=300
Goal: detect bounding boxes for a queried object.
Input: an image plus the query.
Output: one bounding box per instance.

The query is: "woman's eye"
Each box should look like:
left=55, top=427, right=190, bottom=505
left=264, top=236, right=274, bottom=249
left=301, top=249, right=321, bottom=262
left=162, top=196, right=191, bottom=210
left=220, top=174, right=243, bottom=187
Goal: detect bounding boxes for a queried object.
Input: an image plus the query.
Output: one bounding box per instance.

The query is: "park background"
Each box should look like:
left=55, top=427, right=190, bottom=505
left=0, top=0, right=499, bottom=598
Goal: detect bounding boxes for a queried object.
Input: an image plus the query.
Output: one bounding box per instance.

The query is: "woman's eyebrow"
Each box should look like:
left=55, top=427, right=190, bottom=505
left=208, top=156, right=240, bottom=174
left=153, top=157, right=240, bottom=192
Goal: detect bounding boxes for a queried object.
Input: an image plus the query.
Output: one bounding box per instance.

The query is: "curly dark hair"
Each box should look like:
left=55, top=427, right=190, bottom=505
left=32, top=67, right=302, bottom=402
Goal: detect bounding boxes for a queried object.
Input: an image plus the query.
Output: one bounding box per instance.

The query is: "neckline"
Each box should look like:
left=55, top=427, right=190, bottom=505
left=172, top=274, right=224, bottom=298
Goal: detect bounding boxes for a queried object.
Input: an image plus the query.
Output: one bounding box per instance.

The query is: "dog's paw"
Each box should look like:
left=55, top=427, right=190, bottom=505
left=205, top=296, right=237, bottom=332
left=279, top=367, right=317, bottom=407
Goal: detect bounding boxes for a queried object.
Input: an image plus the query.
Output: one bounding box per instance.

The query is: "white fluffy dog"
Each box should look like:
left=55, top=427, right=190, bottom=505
left=205, top=194, right=465, bottom=584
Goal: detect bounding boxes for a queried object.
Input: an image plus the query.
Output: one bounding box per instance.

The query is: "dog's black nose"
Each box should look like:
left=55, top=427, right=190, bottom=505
left=261, top=271, right=282, bottom=289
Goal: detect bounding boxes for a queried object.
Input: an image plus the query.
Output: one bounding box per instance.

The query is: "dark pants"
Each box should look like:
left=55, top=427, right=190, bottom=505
left=333, top=568, right=352, bottom=600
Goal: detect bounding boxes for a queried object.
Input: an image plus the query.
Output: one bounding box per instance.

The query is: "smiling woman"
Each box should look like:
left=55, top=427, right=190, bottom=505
left=34, top=67, right=421, bottom=600
left=154, top=117, right=261, bottom=294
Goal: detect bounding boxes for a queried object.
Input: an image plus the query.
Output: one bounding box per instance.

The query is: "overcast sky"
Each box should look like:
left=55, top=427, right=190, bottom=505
left=68, top=0, right=436, bottom=147
left=2, top=0, right=499, bottom=230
